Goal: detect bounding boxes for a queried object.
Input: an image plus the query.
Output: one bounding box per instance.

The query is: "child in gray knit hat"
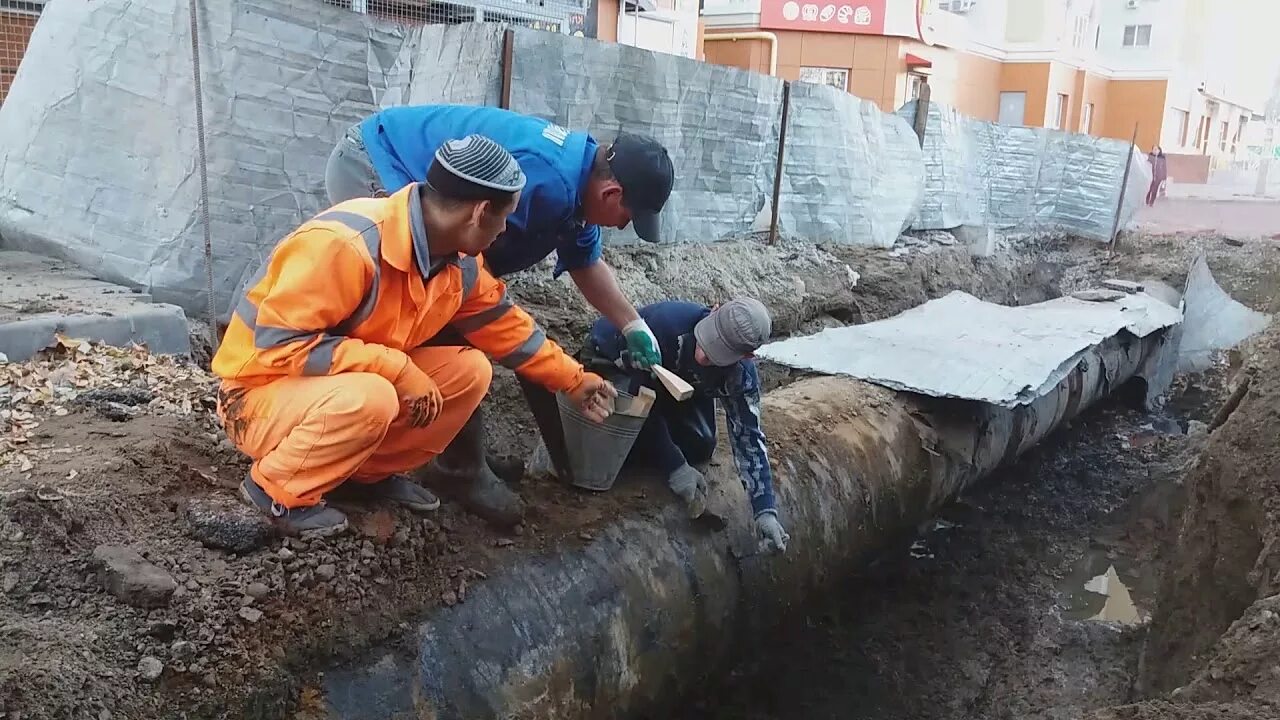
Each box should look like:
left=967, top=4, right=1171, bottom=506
left=535, top=298, right=789, bottom=555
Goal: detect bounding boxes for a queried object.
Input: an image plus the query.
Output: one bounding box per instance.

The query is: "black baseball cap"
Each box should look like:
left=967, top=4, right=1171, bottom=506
left=607, top=132, right=674, bottom=243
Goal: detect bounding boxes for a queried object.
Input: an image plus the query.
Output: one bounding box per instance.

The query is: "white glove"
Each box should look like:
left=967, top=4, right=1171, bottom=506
left=667, top=463, right=708, bottom=518
left=756, top=511, right=790, bottom=554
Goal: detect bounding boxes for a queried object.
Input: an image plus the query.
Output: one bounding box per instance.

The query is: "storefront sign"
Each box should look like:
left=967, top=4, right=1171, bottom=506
left=760, top=0, right=886, bottom=34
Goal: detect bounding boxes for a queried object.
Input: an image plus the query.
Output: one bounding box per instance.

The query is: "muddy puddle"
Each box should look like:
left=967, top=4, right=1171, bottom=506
left=1058, top=550, right=1149, bottom=625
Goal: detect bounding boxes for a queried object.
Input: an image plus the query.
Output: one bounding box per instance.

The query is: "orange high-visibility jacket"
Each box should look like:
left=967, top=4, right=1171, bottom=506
left=212, top=183, right=584, bottom=394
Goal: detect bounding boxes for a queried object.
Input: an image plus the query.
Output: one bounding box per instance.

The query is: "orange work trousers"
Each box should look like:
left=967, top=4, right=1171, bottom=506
left=217, top=346, right=491, bottom=508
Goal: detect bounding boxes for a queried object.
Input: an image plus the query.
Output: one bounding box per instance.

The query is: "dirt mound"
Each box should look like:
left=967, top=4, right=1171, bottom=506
left=0, top=338, right=655, bottom=719
left=0, top=235, right=1075, bottom=719
left=676, top=398, right=1200, bottom=720
left=1132, top=322, right=1280, bottom=713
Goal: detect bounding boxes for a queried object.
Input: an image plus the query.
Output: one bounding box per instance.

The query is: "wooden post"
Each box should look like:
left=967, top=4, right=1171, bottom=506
left=911, top=81, right=932, bottom=147
left=500, top=29, right=515, bottom=110
left=768, top=81, right=792, bottom=246
left=1109, top=122, right=1139, bottom=251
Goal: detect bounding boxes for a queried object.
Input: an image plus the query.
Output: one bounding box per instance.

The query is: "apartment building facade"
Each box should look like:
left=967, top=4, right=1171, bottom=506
left=0, top=0, right=42, bottom=105
left=702, top=0, right=1264, bottom=175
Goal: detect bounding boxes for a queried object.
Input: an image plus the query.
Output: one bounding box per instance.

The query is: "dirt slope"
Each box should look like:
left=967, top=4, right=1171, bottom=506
left=1131, top=321, right=1280, bottom=713
left=669, top=231, right=1280, bottom=720
left=0, top=235, right=1069, bottom=720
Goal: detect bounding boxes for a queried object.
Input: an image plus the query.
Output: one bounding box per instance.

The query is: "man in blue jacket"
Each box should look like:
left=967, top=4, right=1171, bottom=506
left=581, top=298, right=790, bottom=554
left=325, top=104, right=674, bottom=527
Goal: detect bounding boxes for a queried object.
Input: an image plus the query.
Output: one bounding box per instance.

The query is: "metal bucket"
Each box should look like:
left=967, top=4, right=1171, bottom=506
left=556, top=390, right=650, bottom=492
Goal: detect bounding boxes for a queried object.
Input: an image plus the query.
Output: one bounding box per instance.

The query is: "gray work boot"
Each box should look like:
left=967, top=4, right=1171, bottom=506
left=240, top=476, right=349, bottom=538
left=362, top=474, right=441, bottom=513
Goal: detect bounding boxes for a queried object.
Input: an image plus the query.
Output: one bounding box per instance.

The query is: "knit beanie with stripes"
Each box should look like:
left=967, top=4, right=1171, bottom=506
left=426, top=134, right=527, bottom=203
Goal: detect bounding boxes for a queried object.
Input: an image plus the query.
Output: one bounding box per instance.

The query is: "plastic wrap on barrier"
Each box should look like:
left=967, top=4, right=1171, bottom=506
left=506, top=29, right=783, bottom=245
left=392, top=24, right=504, bottom=108
left=913, top=103, right=982, bottom=228
left=902, top=100, right=1152, bottom=241
left=0, top=0, right=503, bottom=316
left=781, top=82, right=922, bottom=248
left=987, top=125, right=1043, bottom=231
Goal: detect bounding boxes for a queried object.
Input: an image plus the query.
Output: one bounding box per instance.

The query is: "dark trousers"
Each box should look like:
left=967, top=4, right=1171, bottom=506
left=1146, top=179, right=1161, bottom=206
left=422, top=326, right=576, bottom=482
left=622, top=376, right=718, bottom=476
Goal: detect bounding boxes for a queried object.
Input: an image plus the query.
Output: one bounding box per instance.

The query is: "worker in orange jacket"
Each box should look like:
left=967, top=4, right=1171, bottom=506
left=212, top=135, right=616, bottom=537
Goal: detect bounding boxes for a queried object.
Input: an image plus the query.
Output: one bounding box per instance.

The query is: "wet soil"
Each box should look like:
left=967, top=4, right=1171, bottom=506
left=0, top=234, right=1064, bottom=720
left=2, top=231, right=1275, bottom=719
left=1133, top=321, right=1280, bottom=711
left=674, top=384, right=1209, bottom=720
left=671, top=232, right=1280, bottom=720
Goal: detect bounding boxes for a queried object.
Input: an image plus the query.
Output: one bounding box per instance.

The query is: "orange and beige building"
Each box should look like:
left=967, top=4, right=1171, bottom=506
left=701, top=0, right=1267, bottom=181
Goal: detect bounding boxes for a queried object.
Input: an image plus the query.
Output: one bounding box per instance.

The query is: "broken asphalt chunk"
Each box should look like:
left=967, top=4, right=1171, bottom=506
left=93, top=544, right=177, bottom=609
left=183, top=496, right=277, bottom=554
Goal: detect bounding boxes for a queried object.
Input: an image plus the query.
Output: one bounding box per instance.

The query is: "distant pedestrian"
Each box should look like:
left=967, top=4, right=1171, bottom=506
left=1146, top=146, right=1168, bottom=206
left=575, top=299, right=790, bottom=554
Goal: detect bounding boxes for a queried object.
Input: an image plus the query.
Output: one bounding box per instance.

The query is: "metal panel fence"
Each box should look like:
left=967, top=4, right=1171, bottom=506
left=0, top=0, right=1138, bottom=320
left=319, top=0, right=591, bottom=34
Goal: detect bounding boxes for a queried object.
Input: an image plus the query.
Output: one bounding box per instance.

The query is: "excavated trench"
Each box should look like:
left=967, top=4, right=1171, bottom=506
left=12, top=233, right=1265, bottom=720
left=313, top=236, right=1206, bottom=720
left=669, top=372, right=1215, bottom=720
left=665, top=237, right=1280, bottom=720
left=325, top=236, right=1280, bottom=720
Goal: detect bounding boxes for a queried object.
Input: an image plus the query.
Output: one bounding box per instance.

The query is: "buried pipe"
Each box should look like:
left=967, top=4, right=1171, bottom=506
left=319, top=330, right=1174, bottom=720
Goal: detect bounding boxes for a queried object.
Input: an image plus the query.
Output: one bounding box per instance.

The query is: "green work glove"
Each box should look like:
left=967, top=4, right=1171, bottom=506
left=622, top=318, right=662, bottom=370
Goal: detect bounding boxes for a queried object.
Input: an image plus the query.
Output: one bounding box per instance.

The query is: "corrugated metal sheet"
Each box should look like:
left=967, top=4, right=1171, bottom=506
left=757, top=289, right=1182, bottom=407
left=901, top=101, right=1152, bottom=241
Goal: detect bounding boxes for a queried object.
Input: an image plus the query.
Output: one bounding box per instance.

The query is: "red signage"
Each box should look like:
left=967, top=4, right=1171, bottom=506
left=760, top=0, right=886, bottom=34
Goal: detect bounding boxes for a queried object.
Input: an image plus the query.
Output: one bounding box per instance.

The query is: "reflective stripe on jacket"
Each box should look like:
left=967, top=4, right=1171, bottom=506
left=212, top=183, right=584, bottom=394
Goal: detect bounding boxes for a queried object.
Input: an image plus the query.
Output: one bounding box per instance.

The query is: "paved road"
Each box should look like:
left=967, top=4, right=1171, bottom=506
left=1135, top=197, right=1280, bottom=238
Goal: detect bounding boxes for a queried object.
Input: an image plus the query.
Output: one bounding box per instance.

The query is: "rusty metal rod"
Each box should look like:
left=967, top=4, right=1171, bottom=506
left=1109, top=122, right=1139, bottom=250
left=768, top=81, right=791, bottom=246
left=500, top=29, right=514, bottom=110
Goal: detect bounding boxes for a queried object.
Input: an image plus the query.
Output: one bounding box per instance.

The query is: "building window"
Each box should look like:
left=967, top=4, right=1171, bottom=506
left=0, top=0, right=47, bottom=14
left=1122, top=24, right=1152, bottom=47
left=998, top=91, right=1027, bottom=126
left=907, top=73, right=927, bottom=101
left=1072, top=15, right=1089, bottom=48
left=1220, top=120, right=1230, bottom=150
left=799, top=66, right=849, bottom=92
left=1080, top=103, right=1094, bottom=133
left=1175, top=109, right=1190, bottom=147
left=1049, top=93, right=1068, bottom=130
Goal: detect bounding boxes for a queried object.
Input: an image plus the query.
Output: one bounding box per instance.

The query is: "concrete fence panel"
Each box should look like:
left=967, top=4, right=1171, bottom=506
left=902, top=100, right=1152, bottom=241
left=781, top=81, right=923, bottom=248
left=507, top=28, right=785, bottom=245
left=0, top=0, right=1147, bottom=316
